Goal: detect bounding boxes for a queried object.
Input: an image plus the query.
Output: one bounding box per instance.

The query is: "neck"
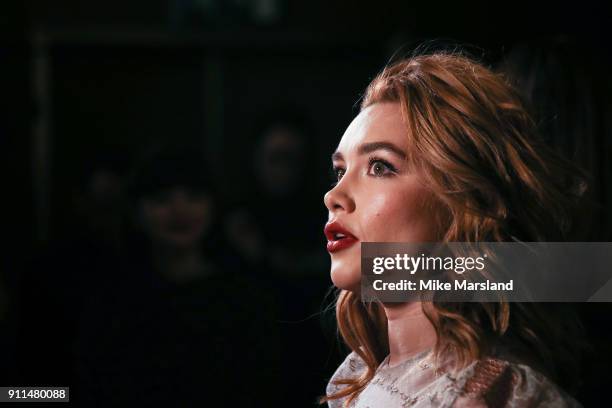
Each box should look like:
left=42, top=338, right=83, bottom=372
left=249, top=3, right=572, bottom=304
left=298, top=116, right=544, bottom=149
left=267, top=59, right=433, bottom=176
left=384, top=301, right=437, bottom=367
left=153, top=245, right=210, bottom=283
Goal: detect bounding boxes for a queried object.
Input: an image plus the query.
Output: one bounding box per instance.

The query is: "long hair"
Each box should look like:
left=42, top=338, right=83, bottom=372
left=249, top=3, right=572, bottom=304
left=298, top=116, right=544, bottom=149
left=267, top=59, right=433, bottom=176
left=323, top=52, right=587, bottom=405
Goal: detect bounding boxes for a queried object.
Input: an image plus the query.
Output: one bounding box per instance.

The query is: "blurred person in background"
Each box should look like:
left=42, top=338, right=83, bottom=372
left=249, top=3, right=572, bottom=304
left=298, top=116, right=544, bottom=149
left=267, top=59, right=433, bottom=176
left=226, top=111, right=327, bottom=277
left=225, top=112, right=332, bottom=405
left=500, top=36, right=612, bottom=241
left=71, top=150, right=130, bottom=251
left=500, top=37, right=612, bottom=406
left=73, top=146, right=281, bottom=406
left=15, top=150, right=130, bottom=388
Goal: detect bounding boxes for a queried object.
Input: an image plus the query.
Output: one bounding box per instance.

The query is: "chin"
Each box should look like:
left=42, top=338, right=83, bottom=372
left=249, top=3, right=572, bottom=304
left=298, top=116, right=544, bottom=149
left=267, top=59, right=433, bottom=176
left=163, top=235, right=200, bottom=249
left=330, top=259, right=361, bottom=292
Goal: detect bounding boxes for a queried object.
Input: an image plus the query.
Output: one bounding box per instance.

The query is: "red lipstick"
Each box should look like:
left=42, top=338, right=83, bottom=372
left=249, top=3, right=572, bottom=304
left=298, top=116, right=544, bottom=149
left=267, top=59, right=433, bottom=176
left=324, top=220, right=358, bottom=253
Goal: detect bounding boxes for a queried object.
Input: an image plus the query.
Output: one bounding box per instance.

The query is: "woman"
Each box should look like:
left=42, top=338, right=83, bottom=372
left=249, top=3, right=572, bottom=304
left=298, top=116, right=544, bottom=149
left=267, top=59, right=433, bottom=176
left=73, top=147, right=281, bottom=406
left=322, top=53, right=585, bottom=407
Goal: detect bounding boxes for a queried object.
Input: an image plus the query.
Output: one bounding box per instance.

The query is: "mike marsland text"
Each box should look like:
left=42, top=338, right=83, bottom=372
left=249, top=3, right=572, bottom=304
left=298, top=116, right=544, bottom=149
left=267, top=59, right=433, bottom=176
left=371, top=279, right=514, bottom=291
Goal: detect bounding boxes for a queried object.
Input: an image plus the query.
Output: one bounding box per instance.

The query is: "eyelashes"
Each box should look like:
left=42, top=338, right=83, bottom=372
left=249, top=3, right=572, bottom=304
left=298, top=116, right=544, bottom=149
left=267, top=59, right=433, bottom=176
left=330, top=156, right=397, bottom=186
left=367, top=157, right=397, bottom=176
left=329, top=166, right=344, bottom=187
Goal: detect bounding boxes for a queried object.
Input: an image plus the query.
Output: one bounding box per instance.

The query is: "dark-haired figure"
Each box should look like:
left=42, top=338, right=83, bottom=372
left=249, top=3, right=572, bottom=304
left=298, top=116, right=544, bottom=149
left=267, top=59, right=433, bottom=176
left=225, top=115, right=332, bottom=405
left=322, top=54, right=584, bottom=407
left=15, top=150, right=130, bottom=388
left=227, top=115, right=327, bottom=274
left=74, top=148, right=280, bottom=406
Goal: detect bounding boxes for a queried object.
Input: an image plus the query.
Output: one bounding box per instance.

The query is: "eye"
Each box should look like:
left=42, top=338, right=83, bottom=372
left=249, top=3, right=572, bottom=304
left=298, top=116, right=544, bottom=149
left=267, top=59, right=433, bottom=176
left=367, top=157, right=396, bottom=177
left=331, top=166, right=346, bottom=185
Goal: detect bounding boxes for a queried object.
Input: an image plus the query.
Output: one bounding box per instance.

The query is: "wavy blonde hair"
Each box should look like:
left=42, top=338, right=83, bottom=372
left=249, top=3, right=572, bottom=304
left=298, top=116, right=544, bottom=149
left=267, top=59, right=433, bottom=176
left=322, top=52, right=587, bottom=406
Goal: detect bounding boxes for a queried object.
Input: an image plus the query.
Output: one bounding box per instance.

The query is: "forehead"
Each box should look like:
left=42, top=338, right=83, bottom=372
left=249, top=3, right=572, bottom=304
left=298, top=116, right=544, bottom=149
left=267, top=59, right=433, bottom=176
left=336, top=102, right=408, bottom=157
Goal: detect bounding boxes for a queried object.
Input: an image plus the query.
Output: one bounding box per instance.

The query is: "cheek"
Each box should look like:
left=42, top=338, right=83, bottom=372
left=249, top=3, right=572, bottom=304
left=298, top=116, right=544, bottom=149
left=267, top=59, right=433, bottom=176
left=329, top=246, right=361, bottom=291
left=189, top=202, right=212, bottom=227
left=142, top=205, right=170, bottom=232
left=359, top=185, right=437, bottom=242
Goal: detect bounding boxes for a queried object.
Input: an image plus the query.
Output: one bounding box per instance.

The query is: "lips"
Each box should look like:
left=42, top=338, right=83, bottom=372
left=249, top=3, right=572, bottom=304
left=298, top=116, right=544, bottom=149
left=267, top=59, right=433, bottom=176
left=324, top=220, right=359, bottom=253
left=168, top=219, right=196, bottom=233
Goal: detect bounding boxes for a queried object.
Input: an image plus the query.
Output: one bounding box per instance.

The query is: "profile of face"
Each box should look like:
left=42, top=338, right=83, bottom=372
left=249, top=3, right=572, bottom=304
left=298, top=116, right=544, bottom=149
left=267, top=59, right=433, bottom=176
left=140, top=187, right=213, bottom=250
left=324, top=103, right=443, bottom=291
left=255, top=124, right=306, bottom=197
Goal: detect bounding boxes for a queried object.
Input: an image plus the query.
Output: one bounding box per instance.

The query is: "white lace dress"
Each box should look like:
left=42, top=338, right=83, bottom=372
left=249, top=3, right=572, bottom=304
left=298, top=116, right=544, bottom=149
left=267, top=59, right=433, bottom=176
left=326, top=350, right=582, bottom=407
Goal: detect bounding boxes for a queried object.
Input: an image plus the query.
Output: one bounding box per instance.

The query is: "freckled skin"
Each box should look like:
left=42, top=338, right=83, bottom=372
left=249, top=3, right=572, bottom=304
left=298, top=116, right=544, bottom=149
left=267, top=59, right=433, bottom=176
left=324, top=103, right=439, bottom=291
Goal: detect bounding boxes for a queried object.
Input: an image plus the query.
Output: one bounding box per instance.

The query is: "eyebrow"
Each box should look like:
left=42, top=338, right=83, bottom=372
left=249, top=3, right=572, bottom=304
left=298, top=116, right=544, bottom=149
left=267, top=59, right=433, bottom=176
left=331, top=141, right=407, bottom=161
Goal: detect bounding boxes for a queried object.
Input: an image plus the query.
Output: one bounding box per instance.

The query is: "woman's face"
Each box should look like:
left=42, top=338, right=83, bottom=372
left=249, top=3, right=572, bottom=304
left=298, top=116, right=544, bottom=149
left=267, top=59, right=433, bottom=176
left=255, top=125, right=306, bottom=197
left=140, top=187, right=213, bottom=250
left=324, top=102, right=441, bottom=291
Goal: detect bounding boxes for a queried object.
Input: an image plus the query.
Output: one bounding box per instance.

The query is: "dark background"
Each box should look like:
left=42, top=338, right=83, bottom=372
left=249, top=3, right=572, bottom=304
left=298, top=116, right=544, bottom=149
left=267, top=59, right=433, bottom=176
left=2, top=0, right=611, bottom=406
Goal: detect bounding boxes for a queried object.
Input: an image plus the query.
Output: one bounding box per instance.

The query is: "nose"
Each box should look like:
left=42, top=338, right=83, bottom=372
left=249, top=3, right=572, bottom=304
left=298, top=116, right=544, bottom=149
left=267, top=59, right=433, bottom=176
left=324, top=183, right=355, bottom=213
left=170, top=191, right=190, bottom=213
